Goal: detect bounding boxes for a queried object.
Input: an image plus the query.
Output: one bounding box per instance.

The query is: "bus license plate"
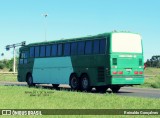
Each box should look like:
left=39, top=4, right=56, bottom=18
left=126, top=78, right=133, bottom=80
left=126, top=69, right=132, bottom=72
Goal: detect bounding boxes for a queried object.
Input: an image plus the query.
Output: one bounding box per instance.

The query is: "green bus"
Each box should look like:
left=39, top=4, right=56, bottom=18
left=18, top=32, right=144, bottom=92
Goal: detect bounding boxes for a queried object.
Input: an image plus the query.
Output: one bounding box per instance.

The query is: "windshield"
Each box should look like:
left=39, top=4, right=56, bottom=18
left=112, top=33, right=142, bottom=53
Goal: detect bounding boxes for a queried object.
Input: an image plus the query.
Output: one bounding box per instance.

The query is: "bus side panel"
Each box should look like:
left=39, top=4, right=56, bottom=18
left=32, top=57, right=73, bottom=84
left=71, top=55, right=109, bottom=87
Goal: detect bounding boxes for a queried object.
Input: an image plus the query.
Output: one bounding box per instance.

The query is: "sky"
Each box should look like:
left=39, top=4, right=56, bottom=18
left=0, top=0, right=160, bottom=61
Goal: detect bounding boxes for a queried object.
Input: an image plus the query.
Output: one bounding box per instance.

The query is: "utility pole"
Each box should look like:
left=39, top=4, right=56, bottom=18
left=13, top=45, right=16, bottom=73
left=5, top=41, right=26, bottom=73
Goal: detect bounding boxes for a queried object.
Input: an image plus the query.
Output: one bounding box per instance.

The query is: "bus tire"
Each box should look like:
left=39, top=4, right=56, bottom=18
left=111, top=86, right=121, bottom=93
left=27, top=74, right=35, bottom=87
left=96, top=86, right=108, bottom=93
left=70, top=74, right=80, bottom=91
left=80, top=74, right=91, bottom=92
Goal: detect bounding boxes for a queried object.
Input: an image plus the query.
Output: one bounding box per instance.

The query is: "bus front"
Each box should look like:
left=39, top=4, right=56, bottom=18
left=109, top=32, right=144, bottom=90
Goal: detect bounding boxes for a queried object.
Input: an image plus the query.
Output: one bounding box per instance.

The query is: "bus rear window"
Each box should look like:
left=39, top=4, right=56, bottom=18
left=112, top=33, right=142, bottom=53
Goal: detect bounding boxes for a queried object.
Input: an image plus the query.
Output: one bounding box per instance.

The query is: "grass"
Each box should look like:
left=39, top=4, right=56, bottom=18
left=138, top=76, right=160, bottom=88
left=0, top=74, right=17, bottom=82
left=0, top=86, right=160, bottom=118
left=138, top=67, right=160, bottom=88
left=144, top=67, right=160, bottom=76
left=2, top=86, right=160, bottom=109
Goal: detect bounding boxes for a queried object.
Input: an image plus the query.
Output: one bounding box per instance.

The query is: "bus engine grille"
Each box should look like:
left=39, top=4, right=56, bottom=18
left=98, top=67, right=105, bottom=82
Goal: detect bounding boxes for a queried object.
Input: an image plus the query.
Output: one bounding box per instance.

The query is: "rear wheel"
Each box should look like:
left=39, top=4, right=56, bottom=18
left=110, top=86, right=121, bottom=93
left=81, top=74, right=91, bottom=92
left=27, top=74, right=35, bottom=87
left=70, top=74, right=80, bottom=90
left=96, top=86, right=108, bottom=93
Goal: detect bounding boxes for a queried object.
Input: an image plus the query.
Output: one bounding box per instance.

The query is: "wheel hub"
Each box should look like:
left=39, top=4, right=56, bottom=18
left=71, top=77, right=77, bottom=88
left=82, top=78, right=88, bottom=89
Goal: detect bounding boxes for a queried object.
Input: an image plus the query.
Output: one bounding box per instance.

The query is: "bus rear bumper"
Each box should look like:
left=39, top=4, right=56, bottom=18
left=111, top=77, right=144, bottom=85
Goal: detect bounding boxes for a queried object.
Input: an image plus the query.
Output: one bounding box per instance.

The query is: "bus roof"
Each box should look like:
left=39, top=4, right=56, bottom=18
left=28, top=32, right=110, bottom=46
left=20, top=31, right=140, bottom=50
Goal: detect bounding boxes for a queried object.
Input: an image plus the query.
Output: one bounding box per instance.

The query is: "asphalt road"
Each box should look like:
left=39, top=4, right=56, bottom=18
left=0, top=81, right=160, bottom=99
left=118, top=87, right=160, bottom=98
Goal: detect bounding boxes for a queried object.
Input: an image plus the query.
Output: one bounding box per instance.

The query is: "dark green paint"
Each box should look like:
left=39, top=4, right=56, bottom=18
left=18, top=32, right=144, bottom=88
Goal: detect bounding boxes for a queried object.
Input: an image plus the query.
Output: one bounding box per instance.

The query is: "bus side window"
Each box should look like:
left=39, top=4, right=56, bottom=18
left=93, top=40, right=99, bottom=54
left=85, top=40, right=92, bottom=55
left=64, top=43, right=71, bottom=56
left=58, top=44, right=63, bottom=56
left=30, top=47, right=35, bottom=57
left=35, top=46, right=40, bottom=58
left=40, top=46, right=46, bottom=57
left=24, top=52, right=28, bottom=64
left=51, top=44, right=57, bottom=57
left=46, top=45, right=51, bottom=57
left=71, top=42, right=77, bottom=55
left=78, top=41, right=85, bottom=55
left=100, top=38, right=106, bottom=54
left=20, top=51, right=28, bottom=64
left=19, top=52, right=24, bottom=64
left=19, top=53, right=22, bottom=58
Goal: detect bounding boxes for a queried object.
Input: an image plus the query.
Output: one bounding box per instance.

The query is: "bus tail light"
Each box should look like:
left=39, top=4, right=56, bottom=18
left=134, top=71, right=138, bottom=74
left=112, top=71, right=123, bottom=75
left=118, top=71, right=123, bottom=74
left=112, top=71, right=117, bottom=74
left=139, top=71, right=143, bottom=74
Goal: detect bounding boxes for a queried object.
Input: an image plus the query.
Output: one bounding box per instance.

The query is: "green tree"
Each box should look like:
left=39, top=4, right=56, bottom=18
left=0, top=62, right=5, bottom=69
left=146, top=55, right=160, bottom=67
left=0, top=57, right=19, bottom=71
